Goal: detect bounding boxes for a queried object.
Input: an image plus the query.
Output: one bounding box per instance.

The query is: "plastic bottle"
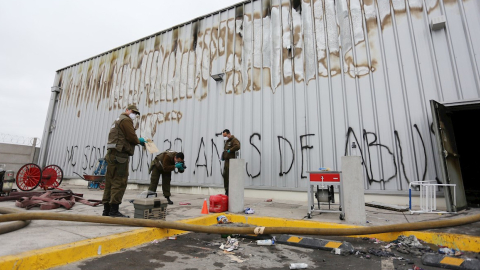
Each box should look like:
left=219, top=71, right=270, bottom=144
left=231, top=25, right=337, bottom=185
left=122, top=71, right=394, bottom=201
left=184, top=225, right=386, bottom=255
left=256, top=239, right=275, bottom=245
left=289, top=263, right=308, bottom=269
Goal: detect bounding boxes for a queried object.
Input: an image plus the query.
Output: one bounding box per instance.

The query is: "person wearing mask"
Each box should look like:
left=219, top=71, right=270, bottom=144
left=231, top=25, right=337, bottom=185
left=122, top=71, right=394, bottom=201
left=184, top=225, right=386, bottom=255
left=102, top=104, right=146, bottom=217
left=221, top=129, right=240, bottom=196
left=148, top=151, right=186, bottom=204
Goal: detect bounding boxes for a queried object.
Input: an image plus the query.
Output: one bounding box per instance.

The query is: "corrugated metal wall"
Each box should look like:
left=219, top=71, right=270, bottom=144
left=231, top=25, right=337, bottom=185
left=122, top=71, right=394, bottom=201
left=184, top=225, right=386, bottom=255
left=40, top=0, right=480, bottom=192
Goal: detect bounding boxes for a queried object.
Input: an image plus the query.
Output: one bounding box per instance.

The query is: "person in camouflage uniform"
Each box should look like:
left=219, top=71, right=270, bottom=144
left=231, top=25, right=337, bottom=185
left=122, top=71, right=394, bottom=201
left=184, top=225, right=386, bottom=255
left=148, top=151, right=185, bottom=204
left=221, top=129, right=240, bottom=196
left=102, top=104, right=145, bottom=218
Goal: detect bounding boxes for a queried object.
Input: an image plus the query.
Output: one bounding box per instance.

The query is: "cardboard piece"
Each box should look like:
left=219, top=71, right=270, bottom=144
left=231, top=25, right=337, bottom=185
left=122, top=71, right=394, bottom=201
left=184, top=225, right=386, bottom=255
left=145, top=139, right=159, bottom=154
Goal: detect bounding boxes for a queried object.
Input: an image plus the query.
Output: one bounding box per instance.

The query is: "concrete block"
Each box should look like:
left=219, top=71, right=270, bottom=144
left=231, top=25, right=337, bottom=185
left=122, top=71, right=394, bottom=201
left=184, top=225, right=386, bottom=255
left=341, top=156, right=366, bottom=225
left=228, top=159, right=245, bottom=213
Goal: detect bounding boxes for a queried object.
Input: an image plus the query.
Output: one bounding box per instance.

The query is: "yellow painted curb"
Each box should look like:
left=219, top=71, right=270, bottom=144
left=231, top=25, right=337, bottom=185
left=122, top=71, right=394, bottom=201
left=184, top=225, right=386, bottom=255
left=225, top=214, right=480, bottom=252
left=1, top=213, right=479, bottom=270
left=0, top=214, right=222, bottom=270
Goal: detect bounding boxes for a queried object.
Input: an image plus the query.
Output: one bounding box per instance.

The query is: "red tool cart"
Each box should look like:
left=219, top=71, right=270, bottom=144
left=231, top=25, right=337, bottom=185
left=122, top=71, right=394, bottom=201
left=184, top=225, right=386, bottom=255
left=306, top=170, right=345, bottom=220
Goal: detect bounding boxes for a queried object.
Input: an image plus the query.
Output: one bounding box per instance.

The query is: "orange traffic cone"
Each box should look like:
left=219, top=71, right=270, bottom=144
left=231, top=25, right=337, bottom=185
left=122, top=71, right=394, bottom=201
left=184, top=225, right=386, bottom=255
left=201, top=198, right=209, bottom=214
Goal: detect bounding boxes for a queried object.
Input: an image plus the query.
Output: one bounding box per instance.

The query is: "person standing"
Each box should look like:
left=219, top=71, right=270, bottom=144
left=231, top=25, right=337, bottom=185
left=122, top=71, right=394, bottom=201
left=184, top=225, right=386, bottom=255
left=148, top=151, right=186, bottom=204
left=222, top=129, right=240, bottom=196
left=102, top=105, right=145, bottom=218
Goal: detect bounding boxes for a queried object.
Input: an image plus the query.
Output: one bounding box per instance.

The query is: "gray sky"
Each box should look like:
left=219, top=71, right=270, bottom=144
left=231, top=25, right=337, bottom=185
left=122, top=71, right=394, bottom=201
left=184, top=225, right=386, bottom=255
left=0, top=0, right=241, bottom=143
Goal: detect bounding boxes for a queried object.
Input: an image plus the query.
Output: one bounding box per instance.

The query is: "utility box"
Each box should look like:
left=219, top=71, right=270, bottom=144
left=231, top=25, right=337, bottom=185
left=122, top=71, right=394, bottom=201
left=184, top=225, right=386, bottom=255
left=133, top=198, right=168, bottom=220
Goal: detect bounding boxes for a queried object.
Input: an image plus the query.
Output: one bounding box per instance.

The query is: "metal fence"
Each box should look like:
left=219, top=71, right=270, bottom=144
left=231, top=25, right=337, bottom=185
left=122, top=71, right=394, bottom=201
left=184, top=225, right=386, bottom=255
left=0, top=133, right=41, bottom=147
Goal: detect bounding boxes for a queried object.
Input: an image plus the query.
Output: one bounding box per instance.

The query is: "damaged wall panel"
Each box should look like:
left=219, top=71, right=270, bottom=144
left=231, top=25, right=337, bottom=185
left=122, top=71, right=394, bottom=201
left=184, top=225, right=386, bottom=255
left=40, top=0, right=480, bottom=193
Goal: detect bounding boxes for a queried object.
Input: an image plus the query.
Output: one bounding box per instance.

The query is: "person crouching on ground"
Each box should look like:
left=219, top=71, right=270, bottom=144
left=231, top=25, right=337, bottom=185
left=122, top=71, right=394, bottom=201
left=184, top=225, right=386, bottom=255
left=148, top=151, right=186, bottom=204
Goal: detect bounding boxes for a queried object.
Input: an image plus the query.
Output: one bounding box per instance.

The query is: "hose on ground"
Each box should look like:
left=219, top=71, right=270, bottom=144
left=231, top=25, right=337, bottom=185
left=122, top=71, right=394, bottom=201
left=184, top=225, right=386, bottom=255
left=0, top=208, right=31, bottom=235
left=0, top=207, right=479, bottom=236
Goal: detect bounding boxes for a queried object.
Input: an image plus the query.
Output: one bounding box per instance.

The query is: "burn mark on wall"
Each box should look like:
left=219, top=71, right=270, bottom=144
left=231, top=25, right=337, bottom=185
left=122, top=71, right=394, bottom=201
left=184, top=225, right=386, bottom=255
left=192, top=22, right=199, bottom=50
left=263, top=0, right=272, bottom=17
left=291, top=0, right=302, bottom=14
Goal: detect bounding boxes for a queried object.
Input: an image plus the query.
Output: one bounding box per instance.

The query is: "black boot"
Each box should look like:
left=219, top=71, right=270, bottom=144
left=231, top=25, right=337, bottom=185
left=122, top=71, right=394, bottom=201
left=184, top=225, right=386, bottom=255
left=102, top=203, right=110, bottom=216
left=109, top=204, right=129, bottom=218
left=165, top=196, right=173, bottom=205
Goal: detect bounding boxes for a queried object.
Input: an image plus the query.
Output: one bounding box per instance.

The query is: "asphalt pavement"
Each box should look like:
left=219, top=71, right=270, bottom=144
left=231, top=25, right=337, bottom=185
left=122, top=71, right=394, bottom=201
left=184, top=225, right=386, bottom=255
left=0, top=181, right=479, bottom=270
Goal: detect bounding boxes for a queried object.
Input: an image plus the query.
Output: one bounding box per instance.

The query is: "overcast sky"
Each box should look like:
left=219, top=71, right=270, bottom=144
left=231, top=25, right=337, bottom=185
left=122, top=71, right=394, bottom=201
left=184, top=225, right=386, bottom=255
left=0, top=0, right=241, bottom=143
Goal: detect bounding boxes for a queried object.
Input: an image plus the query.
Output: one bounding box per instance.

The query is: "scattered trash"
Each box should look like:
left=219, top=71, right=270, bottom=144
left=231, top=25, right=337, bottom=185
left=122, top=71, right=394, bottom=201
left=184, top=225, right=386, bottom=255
left=413, top=266, right=424, bottom=270
left=438, top=248, right=455, bottom=255
left=394, top=235, right=425, bottom=249
left=334, top=248, right=341, bottom=255
left=289, top=263, right=308, bottom=269
left=454, top=251, right=463, bottom=256
left=217, top=215, right=229, bottom=224
left=168, top=236, right=177, bottom=240
left=265, top=199, right=273, bottom=202
left=368, top=248, right=395, bottom=257
left=384, top=243, right=395, bottom=249
left=366, top=255, right=371, bottom=259
left=369, top=238, right=382, bottom=244
left=151, top=239, right=159, bottom=244
left=219, top=236, right=239, bottom=252
left=256, top=237, right=275, bottom=246
left=244, top=207, right=255, bottom=214
left=397, top=246, right=410, bottom=254
left=179, top=202, right=191, bottom=205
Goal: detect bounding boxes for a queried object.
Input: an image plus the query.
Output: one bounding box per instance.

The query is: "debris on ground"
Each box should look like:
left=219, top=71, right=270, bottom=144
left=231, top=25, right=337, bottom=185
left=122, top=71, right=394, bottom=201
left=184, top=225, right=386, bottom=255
left=219, top=236, right=239, bottom=252
left=14, top=190, right=101, bottom=210
left=289, top=263, right=308, bottom=269
left=256, top=237, right=276, bottom=246
left=244, top=207, right=255, bottom=214
left=168, top=236, right=177, bottom=240
left=367, top=248, right=396, bottom=257
left=365, top=237, right=382, bottom=244
left=217, top=215, right=230, bottom=224
left=265, top=199, right=273, bottom=202
left=179, top=202, right=191, bottom=205
left=438, top=247, right=455, bottom=255
left=394, top=235, right=425, bottom=249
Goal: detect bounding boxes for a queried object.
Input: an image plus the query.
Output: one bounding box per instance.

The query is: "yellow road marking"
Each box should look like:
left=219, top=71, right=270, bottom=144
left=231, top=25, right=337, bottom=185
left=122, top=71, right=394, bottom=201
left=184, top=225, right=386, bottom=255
left=440, top=257, right=464, bottom=266
left=325, top=242, right=342, bottom=248
left=287, top=236, right=303, bottom=243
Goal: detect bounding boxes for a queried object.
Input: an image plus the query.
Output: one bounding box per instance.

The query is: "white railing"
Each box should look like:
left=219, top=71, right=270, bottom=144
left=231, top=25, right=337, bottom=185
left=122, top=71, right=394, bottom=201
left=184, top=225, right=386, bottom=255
left=409, top=181, right=456, bottom=214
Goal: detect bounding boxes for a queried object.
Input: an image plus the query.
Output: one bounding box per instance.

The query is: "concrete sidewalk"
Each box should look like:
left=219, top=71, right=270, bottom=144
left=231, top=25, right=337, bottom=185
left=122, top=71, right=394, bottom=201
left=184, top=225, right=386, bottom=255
left=0, top=181, right=479, bottom=258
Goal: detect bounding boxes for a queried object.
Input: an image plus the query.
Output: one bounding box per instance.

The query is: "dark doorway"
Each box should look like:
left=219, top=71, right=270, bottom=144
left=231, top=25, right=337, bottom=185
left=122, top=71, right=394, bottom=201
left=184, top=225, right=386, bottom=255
left=451, top=107, right=480, bottom=207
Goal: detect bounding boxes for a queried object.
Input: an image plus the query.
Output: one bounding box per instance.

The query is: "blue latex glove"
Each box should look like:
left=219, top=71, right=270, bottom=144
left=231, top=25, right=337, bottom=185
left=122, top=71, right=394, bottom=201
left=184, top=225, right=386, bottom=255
left=175, top=163, right=184, bottom=170
left=227, top=150, right=231, bottom=153
left=139, top=137, right=146, bottom=146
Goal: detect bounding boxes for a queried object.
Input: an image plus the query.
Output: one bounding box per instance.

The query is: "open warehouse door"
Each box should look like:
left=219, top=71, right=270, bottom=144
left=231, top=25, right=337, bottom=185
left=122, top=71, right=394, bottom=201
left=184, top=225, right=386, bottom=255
left=430, top=100, right=468, bottom=212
